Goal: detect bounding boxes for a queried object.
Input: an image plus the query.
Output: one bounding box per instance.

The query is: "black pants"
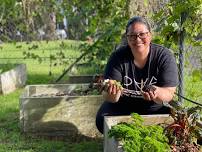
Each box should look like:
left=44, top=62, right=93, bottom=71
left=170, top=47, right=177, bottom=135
left=95, top=97, right=170, bottom=134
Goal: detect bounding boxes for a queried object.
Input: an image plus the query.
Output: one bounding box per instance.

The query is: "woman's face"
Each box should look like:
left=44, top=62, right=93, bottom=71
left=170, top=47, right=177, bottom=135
left=126, top=22, right=151, bottom=53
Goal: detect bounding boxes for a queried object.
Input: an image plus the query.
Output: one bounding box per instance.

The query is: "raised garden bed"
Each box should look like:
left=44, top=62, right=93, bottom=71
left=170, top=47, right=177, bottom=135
left=58, top=74, right=103, bottom=84
left=20, top=83, right=103, bottom=139
left=104, top=115, right=174, bottom=152
left=66, top=75, right=95, bottom=84
left=0, top=64, right=27, bottom=94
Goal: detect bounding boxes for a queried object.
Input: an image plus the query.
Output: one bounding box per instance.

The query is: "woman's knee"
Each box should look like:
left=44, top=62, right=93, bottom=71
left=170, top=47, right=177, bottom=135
left=96, top=111, right=104, bottom=134
left=95, top=101, right=114, bottom=134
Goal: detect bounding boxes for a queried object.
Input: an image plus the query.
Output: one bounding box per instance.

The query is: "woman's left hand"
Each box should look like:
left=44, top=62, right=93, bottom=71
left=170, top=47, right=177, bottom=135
left=142, top=86, right=176, bottom=104
left=142, top=86, right=161, bottom=104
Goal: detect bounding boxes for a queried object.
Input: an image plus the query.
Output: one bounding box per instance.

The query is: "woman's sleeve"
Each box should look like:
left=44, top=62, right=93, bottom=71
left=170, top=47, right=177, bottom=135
left=104, top=52, right=123, bottom=82
left=158, top=50, right=179, bottom=87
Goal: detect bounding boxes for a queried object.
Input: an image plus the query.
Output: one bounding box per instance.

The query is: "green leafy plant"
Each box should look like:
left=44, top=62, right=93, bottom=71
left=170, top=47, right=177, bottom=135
left=60, top=0, right=130, bottom=75
left=152, top=0, right=202, bottom=49
left=152, top=0, right=202, bottom=103
left=164, top=104, right=202, bottom=152
left=108, top=113, right=170, bottom=152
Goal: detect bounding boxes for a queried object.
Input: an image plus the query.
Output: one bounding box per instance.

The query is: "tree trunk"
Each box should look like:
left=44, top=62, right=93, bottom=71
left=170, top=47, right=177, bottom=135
left=21, top=0, right=35, bottom=40
left=43, top=0, right=56, bottom=40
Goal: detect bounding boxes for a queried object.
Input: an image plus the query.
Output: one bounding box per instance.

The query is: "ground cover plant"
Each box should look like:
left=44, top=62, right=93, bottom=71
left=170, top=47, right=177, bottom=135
left=108, top=113, right=171, bottom=152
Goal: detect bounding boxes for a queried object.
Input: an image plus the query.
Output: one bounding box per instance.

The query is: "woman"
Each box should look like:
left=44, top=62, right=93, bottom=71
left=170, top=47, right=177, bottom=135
left=96, top=16, right=178, bottom=134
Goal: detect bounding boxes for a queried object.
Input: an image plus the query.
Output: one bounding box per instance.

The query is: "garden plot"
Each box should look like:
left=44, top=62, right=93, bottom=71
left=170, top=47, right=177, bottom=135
left=0, top=64, right=27, bottom=94
left=20, top=83, right=103, bottom=138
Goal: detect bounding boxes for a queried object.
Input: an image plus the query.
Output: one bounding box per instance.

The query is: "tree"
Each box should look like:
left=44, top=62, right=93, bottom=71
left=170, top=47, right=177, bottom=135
left=152, top=0, right=202, bottom=102
left=55, top=0, right=130, bottom=82
left=0, top=0, right=22, bottom=41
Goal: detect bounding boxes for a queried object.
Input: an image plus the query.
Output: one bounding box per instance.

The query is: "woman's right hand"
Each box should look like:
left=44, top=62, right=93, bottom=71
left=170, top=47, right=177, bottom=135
left=102, top=79, right=123, bottom=103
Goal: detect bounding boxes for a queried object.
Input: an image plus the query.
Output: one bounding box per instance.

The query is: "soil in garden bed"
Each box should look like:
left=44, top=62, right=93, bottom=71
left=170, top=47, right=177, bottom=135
left=31, top=86, right=101, bottom=97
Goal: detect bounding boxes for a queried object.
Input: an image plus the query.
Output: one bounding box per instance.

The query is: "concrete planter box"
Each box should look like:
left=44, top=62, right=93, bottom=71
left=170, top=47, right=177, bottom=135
left=20, top=84, right=103, bottom=138
left=0, top=64, right=27, bottom=94
left=104, top=115, right=173, bottom=152
left=66, top=75, right=95, bottom=84
left=59, top=75, right=103, bottom=84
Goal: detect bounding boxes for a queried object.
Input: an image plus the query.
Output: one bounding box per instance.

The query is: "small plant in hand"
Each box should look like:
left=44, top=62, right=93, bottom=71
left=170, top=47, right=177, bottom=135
left=142, top=85, right=156, bottom=92
left=102, top=79, right=123, bottom=90
left=97, top=78, right=155, bottom=95
left=93, top=79, right=124, bottom=94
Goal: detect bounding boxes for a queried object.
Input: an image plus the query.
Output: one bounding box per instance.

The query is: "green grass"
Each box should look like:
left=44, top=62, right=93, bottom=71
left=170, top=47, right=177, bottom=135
left=181, top=72, right=202, bottom=107
left=0, top=40, right=100, bottom=84
left=1, top=40, right=82, bottom=82
left=0, top=40, right=103, bottom=152
left=0, top=63, right=18, bottom=74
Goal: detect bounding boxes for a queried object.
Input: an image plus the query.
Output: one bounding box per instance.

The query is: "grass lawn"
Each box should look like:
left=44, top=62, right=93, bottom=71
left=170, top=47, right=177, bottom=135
left=182, top=74, right=202, bottom=108
left=0, top=40, right=99, bottom=84
left=0, top=40, right=103, bottom=152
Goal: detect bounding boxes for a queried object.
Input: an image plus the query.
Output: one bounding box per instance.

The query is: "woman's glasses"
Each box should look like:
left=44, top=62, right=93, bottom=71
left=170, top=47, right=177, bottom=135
left=127, top=32, right=149, bottom=40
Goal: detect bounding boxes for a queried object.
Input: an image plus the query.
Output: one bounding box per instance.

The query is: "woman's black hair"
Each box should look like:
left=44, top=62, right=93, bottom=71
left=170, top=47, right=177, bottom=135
left=126, top=16, right=151, bottom=34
